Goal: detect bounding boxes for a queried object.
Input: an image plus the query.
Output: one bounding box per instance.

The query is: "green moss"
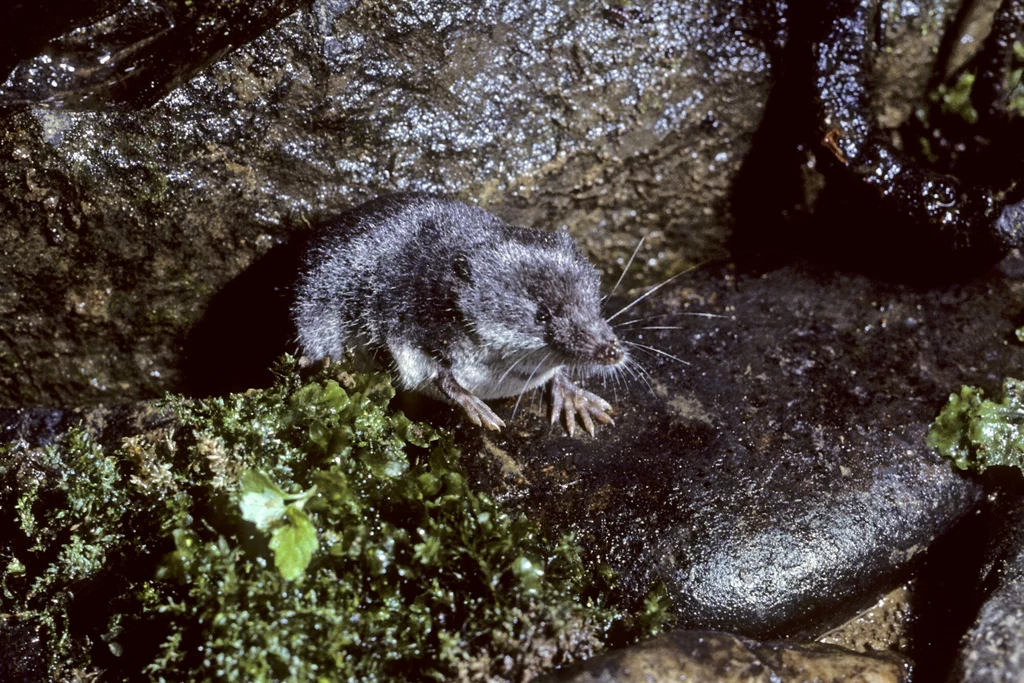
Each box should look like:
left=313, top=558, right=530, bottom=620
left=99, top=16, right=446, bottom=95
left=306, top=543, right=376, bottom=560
left=1, top=424, right=192, bottom=678
left=928, top=378, right=1024, bottom=472
left=930, top=71, right=979, bottom=125
left=1007, top=41, right=1024, bottom=117
left=1, top=357, right=663, bottom=681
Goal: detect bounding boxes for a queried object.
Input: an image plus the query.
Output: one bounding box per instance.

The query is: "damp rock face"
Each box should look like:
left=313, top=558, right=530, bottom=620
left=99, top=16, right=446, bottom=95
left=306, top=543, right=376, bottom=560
left=952, top=552, right=1024, bottom=682
left=0, top=0, right=977, bottom=407
left=0, top=0, right=307, bottom=108
left=0, top=0, right=774, bottom=406
left=535, top=630, right=910, bottom=683
left=462, top=254, right=1024, bottom=638
left=949, top=494, right=1024, bottom=683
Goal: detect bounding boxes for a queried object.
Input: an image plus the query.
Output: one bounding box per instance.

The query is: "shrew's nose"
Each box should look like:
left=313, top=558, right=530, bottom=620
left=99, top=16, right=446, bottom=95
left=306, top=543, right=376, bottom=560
left=594, top=337, right=624, bottom=365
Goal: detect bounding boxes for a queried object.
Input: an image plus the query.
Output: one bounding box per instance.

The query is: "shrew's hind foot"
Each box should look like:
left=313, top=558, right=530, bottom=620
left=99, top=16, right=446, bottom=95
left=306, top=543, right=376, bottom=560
left=436, top=369, right=506, bottom=431
left=550, top=370, right=614, bottom=437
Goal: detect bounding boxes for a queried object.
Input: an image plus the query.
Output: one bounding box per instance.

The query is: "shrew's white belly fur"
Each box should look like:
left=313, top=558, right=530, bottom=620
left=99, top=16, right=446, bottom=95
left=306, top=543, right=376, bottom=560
left=389, top=341, right=560, bottom=400
left=466, top=365, right=561, bottom=400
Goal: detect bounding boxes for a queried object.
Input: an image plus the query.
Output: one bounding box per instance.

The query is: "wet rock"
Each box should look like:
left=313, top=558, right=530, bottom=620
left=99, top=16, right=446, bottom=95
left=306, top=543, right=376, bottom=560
left=0, top=407, right=86, bottom=447
left=951, top=553, right=1024, bottom=682
left=804, top=0, right=1024, bottom=267
left=462, top=254, right=1024, bottom=637
left=949, top=492, right=1024, bottom=682
left=0, top=0, right=971, bottom=407
left=819, top=584, right=914, bottom=653
left=0, top=402, right=174, bottom=449
left=732, top=0, right=1024, bottom=276
left=534, top=630, right=910, bottom=683
left=873, top=0, right=965, bottom=130
left=0, top=616, right=49, bottom=683
left=0, top=0, right=775, bottom=406
left=0, top=0, right=307, bottom=108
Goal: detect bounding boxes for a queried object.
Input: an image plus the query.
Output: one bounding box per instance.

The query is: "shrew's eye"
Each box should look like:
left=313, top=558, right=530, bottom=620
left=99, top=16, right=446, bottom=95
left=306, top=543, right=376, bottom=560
left=535, top=307, right=551, bottom=326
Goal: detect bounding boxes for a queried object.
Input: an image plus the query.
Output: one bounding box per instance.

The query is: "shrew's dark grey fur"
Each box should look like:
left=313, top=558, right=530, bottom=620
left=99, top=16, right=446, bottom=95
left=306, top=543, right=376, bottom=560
left=293, top=194, right=624, bottom=434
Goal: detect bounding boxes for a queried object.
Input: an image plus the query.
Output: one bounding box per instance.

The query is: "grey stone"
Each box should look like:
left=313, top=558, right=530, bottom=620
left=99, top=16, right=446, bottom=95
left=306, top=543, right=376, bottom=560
left=461, top=255, right=1024, bottom=637
left=950, top=497, right=1024, bottom=683
left=0, top=0, right=306, bottom=108
left=954, top=573, right=1024, bottom=682
left=0, top=0, right=970, bottom=407
left=0, top=0, right=774, bottom=406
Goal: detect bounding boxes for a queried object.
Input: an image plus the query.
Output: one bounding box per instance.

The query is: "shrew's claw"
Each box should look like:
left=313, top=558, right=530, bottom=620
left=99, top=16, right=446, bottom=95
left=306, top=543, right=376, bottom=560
left=436, top=370, right=505, bottom=431
left=550, top=371, right=615, bottom=437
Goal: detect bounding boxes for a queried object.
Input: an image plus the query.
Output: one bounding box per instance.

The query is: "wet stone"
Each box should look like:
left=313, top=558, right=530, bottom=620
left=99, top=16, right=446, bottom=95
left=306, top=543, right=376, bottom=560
left=460, top=255, right=1024, bottom=638
left=0, top=0, right=307, bottom=108
left=0, top=0, right=775, bottom=406
left=950, top=493, right=1024, bottom=683
left=0, top=0, right=964, bottom=409
left=534, top=630, right=910, bottom=683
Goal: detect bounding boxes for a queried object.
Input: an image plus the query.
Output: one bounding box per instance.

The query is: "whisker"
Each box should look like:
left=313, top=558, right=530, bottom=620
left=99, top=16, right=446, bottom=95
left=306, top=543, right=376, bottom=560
left=624, top=357, right=656, bottom=395
left=623, top=341, right=691, bottom=366
left=615, top=365, right=629, bottom=396
left=603, top=236, right=645, bottom=306
left=633, top=326, right=691, bottom=331
left=618, top=359, right=640, bottom=384
left=496, top=348, right=537, bottom=388
left=602, top=364, right=620, bottom=393
left=608, top=366, right=626, bottom=398
left=613, top=310, right=729, bottom=328
left=512, top=352, right=551, bottom=421
left=606, top=262, right=705, bottom=323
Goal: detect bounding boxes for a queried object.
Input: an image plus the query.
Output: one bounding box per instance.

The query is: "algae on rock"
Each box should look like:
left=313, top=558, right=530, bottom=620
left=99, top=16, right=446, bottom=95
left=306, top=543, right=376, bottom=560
left=928, top=378, right=1024, bottom=472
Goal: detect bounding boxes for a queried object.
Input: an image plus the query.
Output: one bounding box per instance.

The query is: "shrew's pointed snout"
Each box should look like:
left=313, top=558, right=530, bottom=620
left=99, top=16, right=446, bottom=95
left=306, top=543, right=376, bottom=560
left=594, top=336, right=624, bottom=365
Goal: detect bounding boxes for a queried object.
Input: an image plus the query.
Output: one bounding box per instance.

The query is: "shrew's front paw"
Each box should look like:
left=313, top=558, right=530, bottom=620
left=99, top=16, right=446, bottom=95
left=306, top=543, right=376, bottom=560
left=435, top=369, right=506, bottom=431
left=550, top=371, right=614, bottom=437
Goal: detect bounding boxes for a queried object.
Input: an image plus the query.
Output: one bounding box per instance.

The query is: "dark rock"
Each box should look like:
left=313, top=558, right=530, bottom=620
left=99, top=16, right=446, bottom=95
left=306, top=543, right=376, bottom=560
left=0, top=0, right=968, bottom=407
left=0, top=0, right=308, bottom=109
left=462, top=255, right=1024, bottom=637
left=732, top=0, right=1024, bottom=276
left=0, top=407, right=86, bottom=446
left=948, top=488, right=1024, bottom=682
left=0, top=616, right=50, bottom=683
left=0, top=402, right=174, bottom=448
left=534, top=630, right=910, bottom=683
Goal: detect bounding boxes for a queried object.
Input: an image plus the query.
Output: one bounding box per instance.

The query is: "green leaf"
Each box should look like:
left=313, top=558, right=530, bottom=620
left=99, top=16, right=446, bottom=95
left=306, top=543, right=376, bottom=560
left=238, top=470, right=287, bottom=531
left=359, top=445, right=408, bottom=479
left=269, top=506, right=318, bottom=581
left=510, top=554, right=544, bottom=595
left=6, top=556, right=26, bottom=576
left=639, top=582, right=672, bottom=635
left=416, top=472, right=441, bottom=498
left=413, top=534, right=442, bottom=566
left=320, top=380, right=351, bottom=411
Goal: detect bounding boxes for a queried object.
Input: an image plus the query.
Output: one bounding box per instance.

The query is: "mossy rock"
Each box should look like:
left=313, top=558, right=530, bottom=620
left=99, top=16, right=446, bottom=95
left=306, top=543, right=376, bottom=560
left=0, top=358, right=665, bottom=681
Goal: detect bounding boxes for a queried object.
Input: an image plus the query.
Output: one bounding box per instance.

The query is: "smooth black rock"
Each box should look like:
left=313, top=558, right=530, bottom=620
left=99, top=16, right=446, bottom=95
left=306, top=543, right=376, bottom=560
left=0, top=0, right=308, bottom=109
left=461, top=255, right=1024, bottom=638
left=948, top=490, right=1024, bottom=682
